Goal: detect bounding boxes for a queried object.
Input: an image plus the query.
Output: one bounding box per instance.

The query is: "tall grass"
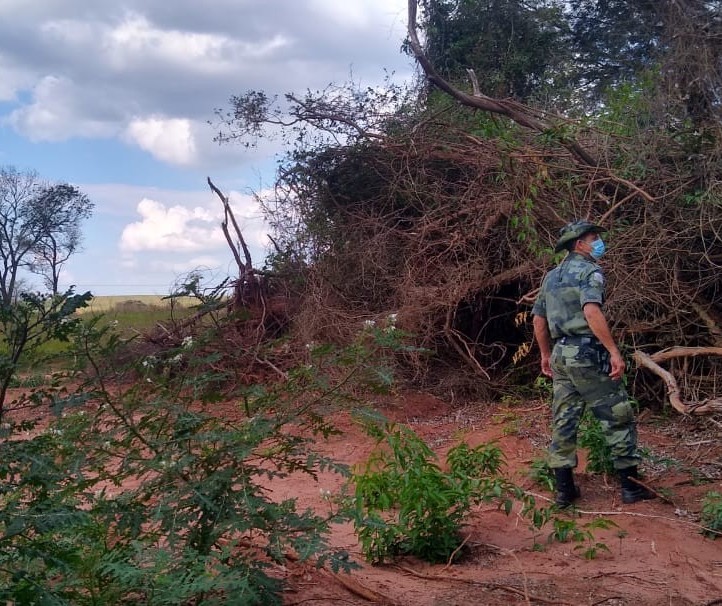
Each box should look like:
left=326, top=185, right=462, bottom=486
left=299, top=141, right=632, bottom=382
left=11, top=297, right=197, bottom=373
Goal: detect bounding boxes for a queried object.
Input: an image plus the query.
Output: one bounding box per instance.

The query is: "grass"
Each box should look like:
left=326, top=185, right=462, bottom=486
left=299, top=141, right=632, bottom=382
left=6, top=296, right=199, bottom=371
left=77, top=295, right=198, bottom=315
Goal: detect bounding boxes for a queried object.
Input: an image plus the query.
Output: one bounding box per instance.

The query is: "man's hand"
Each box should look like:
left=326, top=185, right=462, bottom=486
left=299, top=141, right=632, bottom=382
left=540, top=355, right=552, bottom=377
left=533, top=315, right=553, bottom=378
left=609, top=351, right=625, bottom=381
left=583, top=304, right=625, bottom=380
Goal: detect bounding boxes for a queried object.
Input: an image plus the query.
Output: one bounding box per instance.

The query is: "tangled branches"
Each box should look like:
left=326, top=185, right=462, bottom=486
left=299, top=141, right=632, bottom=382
left=258, top=104, right=722, bottom=406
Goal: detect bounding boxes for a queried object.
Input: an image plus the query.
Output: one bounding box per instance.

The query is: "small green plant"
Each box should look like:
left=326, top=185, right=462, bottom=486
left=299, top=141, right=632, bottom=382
left=548, top=517, right=618, bottom=560
left=616, top=529, right=628, bottom=554
left=351, top=414, right=521, bottom=563
left=524, top=503, right=554, bottom=550
left=578, top=410, right=615, bottom=475
left=700, top=491, right=722, bottom=539
left=533, top=376, right=552, bottom=399
left=529, top=457, right=555, bottom=492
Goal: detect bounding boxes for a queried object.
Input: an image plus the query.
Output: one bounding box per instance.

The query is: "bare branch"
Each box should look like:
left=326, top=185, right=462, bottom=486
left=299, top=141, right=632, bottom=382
left=633, top=350, right=722, bottom=415
left=207, top=177, right=253, bottom=272
left=406, top=0, right=598, bottom=167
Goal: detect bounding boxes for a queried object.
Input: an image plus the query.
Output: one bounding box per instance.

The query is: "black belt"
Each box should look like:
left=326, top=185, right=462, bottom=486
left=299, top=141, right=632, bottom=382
left=555, top=335, right=598, bottom=346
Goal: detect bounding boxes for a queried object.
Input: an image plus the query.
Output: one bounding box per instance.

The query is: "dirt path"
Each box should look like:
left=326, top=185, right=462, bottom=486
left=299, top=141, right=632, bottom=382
left=260, top=393, right=722, bottom=606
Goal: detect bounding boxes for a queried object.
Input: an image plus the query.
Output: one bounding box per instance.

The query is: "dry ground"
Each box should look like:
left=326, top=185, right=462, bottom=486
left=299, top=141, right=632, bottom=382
left=5, top=387, right=721, bottom=605
left=245, top=392, right=722, bottom=606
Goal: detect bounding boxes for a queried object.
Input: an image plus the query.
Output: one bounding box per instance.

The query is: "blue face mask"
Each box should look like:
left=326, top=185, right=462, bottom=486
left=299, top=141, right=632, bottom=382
left=590, top=238, right=606, bottom=260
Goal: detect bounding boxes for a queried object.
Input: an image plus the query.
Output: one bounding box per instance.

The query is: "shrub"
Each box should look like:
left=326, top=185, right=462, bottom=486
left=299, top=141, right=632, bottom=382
left=0, top=317, right=360, bottom=604
left=700, top=491, right=722, bottom=539
left=578, top=410, right=615, bottom=475
left=351, top=413, right=521, bottom=563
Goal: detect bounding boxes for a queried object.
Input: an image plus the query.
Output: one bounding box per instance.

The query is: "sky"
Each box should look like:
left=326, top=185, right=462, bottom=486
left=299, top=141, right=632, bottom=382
left=0, top=0, right=414, bottom=296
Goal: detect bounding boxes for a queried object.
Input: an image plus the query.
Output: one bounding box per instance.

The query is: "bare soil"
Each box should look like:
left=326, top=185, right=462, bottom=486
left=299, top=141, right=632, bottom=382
left=255, top=392, right=722, bottom=606
left=6, top=388, right=721, bottom=605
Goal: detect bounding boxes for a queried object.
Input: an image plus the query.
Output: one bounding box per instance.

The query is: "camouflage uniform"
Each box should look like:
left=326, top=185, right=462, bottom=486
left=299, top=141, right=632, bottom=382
left=532, top=252, right=640, bottom=470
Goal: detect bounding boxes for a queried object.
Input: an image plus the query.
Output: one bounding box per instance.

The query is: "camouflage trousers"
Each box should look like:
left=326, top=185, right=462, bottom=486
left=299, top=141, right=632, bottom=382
left=549, top=342, right=640, bottom=470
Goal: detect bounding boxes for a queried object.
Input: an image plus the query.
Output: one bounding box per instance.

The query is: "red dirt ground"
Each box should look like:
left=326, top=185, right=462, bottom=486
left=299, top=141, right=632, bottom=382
left=5, top=388, right=721, bottom=605
left=250, top=392, right=722, bottom=606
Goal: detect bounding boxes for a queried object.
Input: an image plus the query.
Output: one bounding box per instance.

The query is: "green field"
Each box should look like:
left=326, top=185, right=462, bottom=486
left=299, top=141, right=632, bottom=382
left=7, top=296, right=201, bottom=371
left=78, top=295, right=198, bottom=314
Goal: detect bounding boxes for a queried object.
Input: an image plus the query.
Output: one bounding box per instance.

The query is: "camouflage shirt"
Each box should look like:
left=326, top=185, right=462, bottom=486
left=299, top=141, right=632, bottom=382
left=531, top=253, right=605, bottom=340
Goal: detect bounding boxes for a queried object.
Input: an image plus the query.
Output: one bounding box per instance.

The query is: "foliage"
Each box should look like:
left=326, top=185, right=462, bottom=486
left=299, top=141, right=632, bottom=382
left=548, top=517, right=618, bottom=560
left=700, top=491, right=722, bottom=539
left=564, top=0, right=664, bottom=106
left=0, top=166, right=93, bottom=302
left=215, top=1, right=722, bottom=407
left=529, top=457, right=555, bottom=492
left=28, top=183, right=94, bottom=295
left=351, top=413, right=523, bottom=563
left=412, top=0, right=568, bottom=101
left=0, top=315, right=371, bottom=605
left=578, top=410, right=615, bottom=475
left=0, top=288, right=91, bottom=419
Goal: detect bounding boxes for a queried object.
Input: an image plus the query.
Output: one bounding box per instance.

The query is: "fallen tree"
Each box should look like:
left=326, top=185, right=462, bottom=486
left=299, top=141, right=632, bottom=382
left=211, top=0, right=722, bottom=412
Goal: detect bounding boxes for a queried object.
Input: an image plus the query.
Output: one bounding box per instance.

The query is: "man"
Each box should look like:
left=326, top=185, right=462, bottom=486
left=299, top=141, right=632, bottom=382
left=532, top=220, right=655, bottom=507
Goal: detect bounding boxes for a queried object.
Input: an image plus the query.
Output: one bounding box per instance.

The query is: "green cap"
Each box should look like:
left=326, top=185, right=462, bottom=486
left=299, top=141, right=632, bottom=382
left=555, top=220, right=606, bottom=253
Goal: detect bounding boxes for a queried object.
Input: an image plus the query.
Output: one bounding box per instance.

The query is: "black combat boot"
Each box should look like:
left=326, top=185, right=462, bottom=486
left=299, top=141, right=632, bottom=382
left=554, top=467, right=580, bottom=508
left=619, top=467, right=656, bottom=504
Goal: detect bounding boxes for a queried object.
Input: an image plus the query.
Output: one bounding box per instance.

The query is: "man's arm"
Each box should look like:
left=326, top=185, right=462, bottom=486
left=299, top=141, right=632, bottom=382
left=532, top=314, right=553, bottom=377
left=583, top=303, right=625, bottom=380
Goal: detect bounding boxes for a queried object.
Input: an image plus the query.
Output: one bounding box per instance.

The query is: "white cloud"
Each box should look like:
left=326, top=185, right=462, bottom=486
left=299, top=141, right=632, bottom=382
left=120, top=197, right=222, bottom=252
left=8, top=76, right=119, bottom=141
left=125, top=117, right=197, bottom=166
left=144, top=255, right=224, bottom=274
left=102, top=13, right=289, bottom=71
left=0, top=57, right=36, bottom=102
left=119, top=189, right=269, bottom=253
left=0, top=0, right=414, bottom=164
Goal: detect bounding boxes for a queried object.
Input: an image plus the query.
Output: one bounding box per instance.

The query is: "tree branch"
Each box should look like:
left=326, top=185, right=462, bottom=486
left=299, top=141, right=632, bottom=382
left=406, top=0, right=597, bottom=167
left=633, top=350, right=722, bottom=415
left=207, top=177, right=253, bottom=273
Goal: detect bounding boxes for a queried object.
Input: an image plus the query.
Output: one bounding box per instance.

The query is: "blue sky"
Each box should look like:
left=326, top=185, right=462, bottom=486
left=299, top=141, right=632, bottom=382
left=0, top=0, right=414, bottom=295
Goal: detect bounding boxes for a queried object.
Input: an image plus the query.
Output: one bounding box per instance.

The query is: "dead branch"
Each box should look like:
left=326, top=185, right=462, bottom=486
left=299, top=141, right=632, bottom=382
left=322, top=569, right=404, bottom=605
left=207, top=177, right=250, bottom=273
left=648, top=346, right=722, bottom=364
left=633, top=350, right=722, bottom=415
left=393, top=564, right=571, bottom=605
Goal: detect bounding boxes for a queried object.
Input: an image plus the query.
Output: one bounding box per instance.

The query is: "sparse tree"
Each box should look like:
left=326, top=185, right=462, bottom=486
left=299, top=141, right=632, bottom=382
left=29, top=184, right=93, bottom=295
left=0, top=166, right=93, bottom=303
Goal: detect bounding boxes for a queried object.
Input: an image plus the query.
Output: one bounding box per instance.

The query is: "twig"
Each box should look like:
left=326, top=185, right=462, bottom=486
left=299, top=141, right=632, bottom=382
left=575, top=509, right=722, bottom=537
left=323, top=570, right=403, bottom=605
left=633, top=350, right=722, bottom=415
left=512, top=404, right=547, bottom=413
left=286, top=599, right=358, bottom=605
left=628, top=476, right=674, bottom=504
left=504, top=546, right=532, bottom=606
left=258, top=357, right=288, bottom=380
left=393, top=564, right=572, bottom=605
left=441, top=534, right=470, bottom=571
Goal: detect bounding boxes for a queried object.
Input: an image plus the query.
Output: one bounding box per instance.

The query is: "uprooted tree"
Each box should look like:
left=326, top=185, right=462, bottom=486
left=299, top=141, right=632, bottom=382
left=213, top=0, right=722, bottom=414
